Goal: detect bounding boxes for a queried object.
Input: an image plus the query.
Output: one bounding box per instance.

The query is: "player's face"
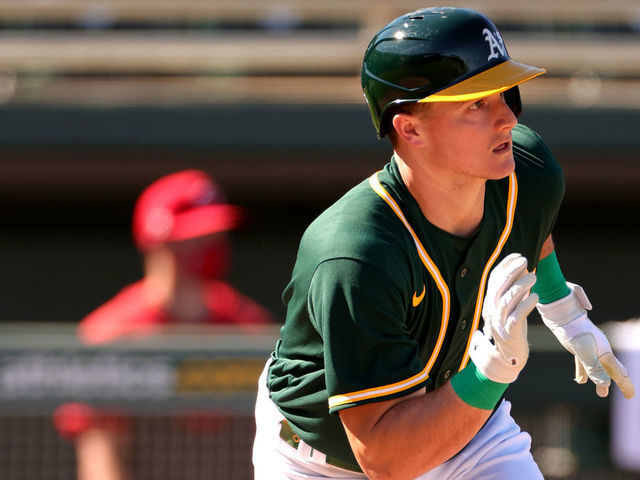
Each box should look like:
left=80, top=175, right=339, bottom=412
left=169, top=232, right=231, bottom=279
left=416, top=92, right=518, bottom=181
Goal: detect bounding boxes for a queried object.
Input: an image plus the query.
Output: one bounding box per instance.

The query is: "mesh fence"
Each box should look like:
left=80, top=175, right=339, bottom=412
left=0, top=414, right=76, bottom=480
left=0, top=325, right=637, bottom=479
left=0, top=412, right=255, bottom=480
left=0, top=408, right=637, bottom=480
left=514, top=404, right=638, bottom=480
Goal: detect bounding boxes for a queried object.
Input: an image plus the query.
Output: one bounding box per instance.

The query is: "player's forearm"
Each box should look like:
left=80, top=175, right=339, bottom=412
left=341, top=382, right=491, bottom=480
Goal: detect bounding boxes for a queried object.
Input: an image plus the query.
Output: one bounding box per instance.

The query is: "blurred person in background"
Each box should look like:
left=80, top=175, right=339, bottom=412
left=54, top=169, right=274, bottom=480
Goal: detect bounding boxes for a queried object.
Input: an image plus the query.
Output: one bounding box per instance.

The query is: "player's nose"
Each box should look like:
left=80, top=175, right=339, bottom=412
left=496, top=93, right=518, bottom=130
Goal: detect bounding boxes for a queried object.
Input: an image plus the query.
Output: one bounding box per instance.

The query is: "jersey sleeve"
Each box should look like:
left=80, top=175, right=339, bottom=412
left=512, top=123, right=566, bottom=264
left=308, top=258, right=428, bottom=414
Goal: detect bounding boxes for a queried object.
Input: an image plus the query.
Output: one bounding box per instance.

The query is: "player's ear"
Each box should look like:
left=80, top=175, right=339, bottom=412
left=391, top=113, right=425, bottom=147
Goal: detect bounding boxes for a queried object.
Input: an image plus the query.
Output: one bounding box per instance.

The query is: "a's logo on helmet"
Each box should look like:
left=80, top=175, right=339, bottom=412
left=482, top=28, right=506, bottom=61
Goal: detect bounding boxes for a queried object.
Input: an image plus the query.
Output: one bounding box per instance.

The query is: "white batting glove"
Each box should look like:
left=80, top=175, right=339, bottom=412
left=536, top=283, right=635, bottom=399
left=470, top=253, right=538, bottom=384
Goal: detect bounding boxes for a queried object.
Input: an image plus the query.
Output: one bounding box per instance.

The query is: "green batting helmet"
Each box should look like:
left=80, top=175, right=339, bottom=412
left=362, top=7, right=546, bottom=138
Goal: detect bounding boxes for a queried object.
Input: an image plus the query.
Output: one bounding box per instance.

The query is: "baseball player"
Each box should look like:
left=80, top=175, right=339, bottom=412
left=252, top=7, right=635, bottom=480
left=79, top=169, right=273, bottom=345
left=53, top=170, right=273, bottom=480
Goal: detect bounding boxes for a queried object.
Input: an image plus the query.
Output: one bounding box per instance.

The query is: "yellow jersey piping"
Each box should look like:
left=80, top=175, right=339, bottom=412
left=459, top=172, right=518, bottom=371
left=326, top=172, right=451, bottom=410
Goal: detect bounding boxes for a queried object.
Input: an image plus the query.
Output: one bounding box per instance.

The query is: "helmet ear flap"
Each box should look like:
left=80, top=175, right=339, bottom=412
left=378, top=104, right=401, bottom=139
left=503, top=86, right=522, bottom=118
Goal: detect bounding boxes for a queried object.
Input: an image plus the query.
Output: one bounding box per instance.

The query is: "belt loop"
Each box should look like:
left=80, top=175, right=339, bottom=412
left=278, top=419, right=363, bottom=473
left=279, top=419, right=300, bottom=449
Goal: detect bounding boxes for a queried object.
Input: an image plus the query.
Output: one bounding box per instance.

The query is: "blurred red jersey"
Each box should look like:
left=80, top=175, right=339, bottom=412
left=79, top=279, right=274, bottom=345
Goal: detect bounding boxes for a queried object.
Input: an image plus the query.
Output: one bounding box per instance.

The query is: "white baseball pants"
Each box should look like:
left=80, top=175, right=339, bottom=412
left=253, top=361, right=543, bottom=479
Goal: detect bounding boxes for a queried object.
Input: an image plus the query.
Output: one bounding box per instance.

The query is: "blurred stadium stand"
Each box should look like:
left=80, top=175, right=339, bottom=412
left=0, top=1, right=638, bottom=479
left=0, top=1, right=637, bottom=106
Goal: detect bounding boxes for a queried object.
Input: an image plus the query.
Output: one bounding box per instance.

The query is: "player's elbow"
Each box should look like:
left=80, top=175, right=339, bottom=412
left=359, top=458, right=430, bottom=480
left=341, top=388, right=432, bottom=479
left=346, top=435, right=401, bottom=479
left=354, top=442, right=438, bottom=480
left=356, top=455, right=397, bottom=480
left=360, top=465, right=408, bottom=480
left=361, top=468, right=396, bottom=480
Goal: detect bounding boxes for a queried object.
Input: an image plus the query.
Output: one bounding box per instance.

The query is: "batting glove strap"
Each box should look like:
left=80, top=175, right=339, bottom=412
left=469, top=329, right=527, bottom=384
left=535, top=282, right=591, bottom=327
left=541, top=313, right=610, bottom=351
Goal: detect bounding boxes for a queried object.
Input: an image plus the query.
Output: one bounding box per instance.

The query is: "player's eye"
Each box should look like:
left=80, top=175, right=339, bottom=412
left=469, top=99, right=485, bottom=110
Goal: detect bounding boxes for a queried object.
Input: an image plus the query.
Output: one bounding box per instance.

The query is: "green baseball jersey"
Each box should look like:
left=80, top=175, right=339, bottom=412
left=267, top=123, right=564, bottom=469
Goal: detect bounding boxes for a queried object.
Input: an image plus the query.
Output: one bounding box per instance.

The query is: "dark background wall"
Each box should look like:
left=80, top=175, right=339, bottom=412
left=0, top=103, right=638, bottom=325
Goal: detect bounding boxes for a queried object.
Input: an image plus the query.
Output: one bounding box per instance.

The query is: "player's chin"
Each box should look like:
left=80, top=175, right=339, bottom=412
left=487, top=153, right=515, bottom=180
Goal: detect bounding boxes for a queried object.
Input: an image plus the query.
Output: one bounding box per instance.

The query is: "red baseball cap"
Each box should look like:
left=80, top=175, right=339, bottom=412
left=132, top=170, right=244, bottom=250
